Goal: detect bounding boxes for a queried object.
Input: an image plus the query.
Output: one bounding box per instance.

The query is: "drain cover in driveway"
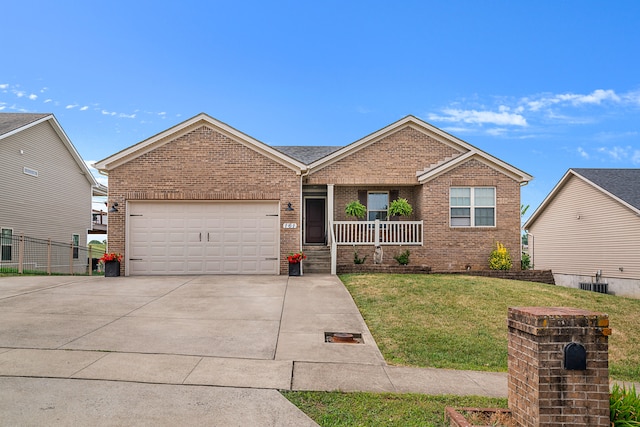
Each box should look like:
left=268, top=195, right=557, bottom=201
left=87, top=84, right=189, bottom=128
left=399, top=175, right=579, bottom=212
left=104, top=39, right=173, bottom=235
left=324, top=332, right=363, bottom=344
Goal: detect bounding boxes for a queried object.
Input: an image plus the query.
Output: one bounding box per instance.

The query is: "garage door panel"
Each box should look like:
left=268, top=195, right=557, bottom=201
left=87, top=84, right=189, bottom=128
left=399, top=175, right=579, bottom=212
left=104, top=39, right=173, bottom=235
left=129, top=201, right=280, bottom=275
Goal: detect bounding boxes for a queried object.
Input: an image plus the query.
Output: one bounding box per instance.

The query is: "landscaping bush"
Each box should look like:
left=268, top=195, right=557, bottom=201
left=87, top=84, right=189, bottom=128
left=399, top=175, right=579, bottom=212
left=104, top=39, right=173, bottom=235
left=489, top=242, right=512, bottom=270
left=353, top=250, right=367, bottom=265
left=521, top=252, right=531, bottom=270
left=611, top=383, right=640, bottom=426
left=393, top=250, right=410, bottom=265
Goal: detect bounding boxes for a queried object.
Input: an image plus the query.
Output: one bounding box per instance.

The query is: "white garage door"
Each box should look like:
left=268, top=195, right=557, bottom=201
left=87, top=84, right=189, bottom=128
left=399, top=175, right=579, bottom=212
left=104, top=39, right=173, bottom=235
left=128, top=201, right=280, bottom=275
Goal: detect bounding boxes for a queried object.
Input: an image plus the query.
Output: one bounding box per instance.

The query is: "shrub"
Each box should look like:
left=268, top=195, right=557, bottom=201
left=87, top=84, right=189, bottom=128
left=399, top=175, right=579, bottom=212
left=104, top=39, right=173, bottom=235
left=394, top=250, right=410, bottom=265
left=488, top=242, right=512, bottom=270
left=345, top=200, right=366, bottom=219
left=521, top=252, right=531, bottom=270
left=611, top=383, right=640, bottom=426
left=354, top=250, right=367, bottom=265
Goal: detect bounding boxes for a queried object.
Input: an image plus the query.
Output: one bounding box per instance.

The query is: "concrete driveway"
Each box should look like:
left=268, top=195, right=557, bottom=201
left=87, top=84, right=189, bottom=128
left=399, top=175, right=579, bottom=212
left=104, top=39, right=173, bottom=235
left=0, top=274, right=510, bottom=425
left=0, top=274, right=385, bottom=426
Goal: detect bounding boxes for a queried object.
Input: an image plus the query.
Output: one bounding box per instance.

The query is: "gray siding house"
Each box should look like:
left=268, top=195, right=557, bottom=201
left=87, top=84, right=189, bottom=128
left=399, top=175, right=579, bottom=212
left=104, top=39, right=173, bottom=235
left=0, top=113, right=98, bottom=269
left=524, top=168, right=640, bottom=298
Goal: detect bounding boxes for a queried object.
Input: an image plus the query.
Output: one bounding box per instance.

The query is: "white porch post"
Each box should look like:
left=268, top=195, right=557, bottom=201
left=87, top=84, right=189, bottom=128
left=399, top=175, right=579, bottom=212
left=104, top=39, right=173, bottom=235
left=327, top=184, right=336, bottom=275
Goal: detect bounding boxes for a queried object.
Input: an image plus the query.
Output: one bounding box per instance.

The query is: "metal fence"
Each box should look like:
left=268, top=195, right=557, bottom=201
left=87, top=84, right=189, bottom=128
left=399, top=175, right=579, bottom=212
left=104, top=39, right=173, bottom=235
left=0, top=234, right=102, bottom=275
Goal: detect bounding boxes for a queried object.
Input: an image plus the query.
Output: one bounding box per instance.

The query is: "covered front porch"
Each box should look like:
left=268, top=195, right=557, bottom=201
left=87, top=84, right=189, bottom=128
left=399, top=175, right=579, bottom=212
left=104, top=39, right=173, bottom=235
left=302, top=184, right=424, bottom=274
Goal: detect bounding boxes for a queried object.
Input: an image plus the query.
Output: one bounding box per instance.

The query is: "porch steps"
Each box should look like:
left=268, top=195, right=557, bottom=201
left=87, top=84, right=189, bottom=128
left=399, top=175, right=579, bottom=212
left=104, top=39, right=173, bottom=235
left=302, top=246, right=331, bottom=274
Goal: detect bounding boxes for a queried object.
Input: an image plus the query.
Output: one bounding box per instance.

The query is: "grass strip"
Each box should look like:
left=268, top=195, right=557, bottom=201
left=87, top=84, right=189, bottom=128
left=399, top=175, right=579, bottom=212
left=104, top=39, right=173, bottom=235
left=282, top=391, right=507, bottom=427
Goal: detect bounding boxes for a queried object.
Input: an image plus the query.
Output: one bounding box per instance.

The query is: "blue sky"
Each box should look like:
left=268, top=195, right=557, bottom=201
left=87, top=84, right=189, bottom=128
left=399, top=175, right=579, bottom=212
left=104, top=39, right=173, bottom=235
left=2, top=1, right=640, bottom=222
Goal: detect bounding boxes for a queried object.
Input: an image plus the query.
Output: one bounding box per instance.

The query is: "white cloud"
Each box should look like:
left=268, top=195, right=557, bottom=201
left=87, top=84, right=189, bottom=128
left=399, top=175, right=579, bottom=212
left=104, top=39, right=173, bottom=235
left=486, top=128, right=508, bottom=136
left=14, top=90, right=25, bottom=98
left=0, top=83, right=8, bottom=90
left=118, top=113, right=136, bottom=119
left=101, top=110, right=116, bottom=116
left=429, top=108, right=528, bottom=127
left=632, top=150, right=640, bottom=165
left=28, top=94, right=37, bottom=100
left=525, top=89, right=622, bottom=111
left=80, top=106, right=89, bottom=111
left=66, top=104, right=78, bottom=109
left=597, top=145, right=631, bottom=161
left=43, top=99, right=52, bottom=103
left=577, top=147, right=589, bottom=159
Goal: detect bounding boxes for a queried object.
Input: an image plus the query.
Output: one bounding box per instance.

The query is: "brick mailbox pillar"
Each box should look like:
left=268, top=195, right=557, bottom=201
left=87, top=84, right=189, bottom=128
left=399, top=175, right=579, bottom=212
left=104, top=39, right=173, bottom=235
left=507, top=307, right=611, bottom=427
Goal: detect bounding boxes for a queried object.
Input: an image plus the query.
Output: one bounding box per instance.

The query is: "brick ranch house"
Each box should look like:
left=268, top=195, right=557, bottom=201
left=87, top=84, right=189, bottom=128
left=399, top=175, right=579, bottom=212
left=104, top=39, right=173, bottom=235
left=94, top=113, right=532, bottom=276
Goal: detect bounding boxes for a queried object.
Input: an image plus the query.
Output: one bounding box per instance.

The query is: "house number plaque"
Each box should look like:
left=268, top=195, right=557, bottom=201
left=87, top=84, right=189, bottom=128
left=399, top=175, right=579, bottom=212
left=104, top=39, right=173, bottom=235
left=283, top=223, right=297, bottom=229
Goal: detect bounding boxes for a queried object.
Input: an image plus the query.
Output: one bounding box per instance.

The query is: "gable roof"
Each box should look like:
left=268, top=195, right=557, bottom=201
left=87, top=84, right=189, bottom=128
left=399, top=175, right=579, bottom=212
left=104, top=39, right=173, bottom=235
left=0, top=113, right=97, bottom=187
left=306, top=115, right=533, bottom=184
left=0, top=113, right=50, bottom=137
left=571, top=168, right=640, bottom=210
left=94, top=113, right=533, bottom=184
left=524, top=168, right=640, bottom=230
left=272, top=145, right=342, bottom=164
left=94, top=113, right=307, bottom=174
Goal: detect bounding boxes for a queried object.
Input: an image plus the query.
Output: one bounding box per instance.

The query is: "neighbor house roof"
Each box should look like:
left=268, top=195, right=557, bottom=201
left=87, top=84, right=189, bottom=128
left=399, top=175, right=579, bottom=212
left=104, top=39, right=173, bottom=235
left=0, top=112, right=98, bottom=187
left=524, top=168, right=640, bottom=230
left=0, top=113, right=50, bottom=137
left=571, top=168, right=640, bottom=210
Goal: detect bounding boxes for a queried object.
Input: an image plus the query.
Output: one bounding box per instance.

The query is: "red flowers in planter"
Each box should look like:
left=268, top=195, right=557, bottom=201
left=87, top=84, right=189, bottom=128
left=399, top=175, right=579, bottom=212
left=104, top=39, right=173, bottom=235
left=100, top=252, right=123, bottom=263
left=287, top=252, right=306, bottom=264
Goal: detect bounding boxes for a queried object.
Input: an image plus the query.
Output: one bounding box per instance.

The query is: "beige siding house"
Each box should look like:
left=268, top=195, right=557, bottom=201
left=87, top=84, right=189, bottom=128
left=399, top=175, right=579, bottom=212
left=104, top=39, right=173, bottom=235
left=95, top=113, right=532, bottom=276
left=524, top=168, right=640, bottom=298
left=0, top=113, right=98, bottom=257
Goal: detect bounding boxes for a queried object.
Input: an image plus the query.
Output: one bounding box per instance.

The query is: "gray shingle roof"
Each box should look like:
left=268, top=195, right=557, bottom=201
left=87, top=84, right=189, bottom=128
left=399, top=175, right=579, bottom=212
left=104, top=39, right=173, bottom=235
left=572, top=168, right=640, bottom=210
left=0, top=113, right=50, bottom=136
left=272, top=145, right=342, bottom=164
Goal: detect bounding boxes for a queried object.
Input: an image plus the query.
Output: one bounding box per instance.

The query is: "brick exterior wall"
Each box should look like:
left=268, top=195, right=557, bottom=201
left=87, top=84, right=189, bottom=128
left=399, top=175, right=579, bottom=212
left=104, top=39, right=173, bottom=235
left=421, top=159, right=522, bottom=271
left=507, top=307, right=610, bottom=427
left=306, top=125, right=523, bottom=271
left=106, top=125, right=301, bottom=275
left=306, top=126, right=461, bottom=185
left=105, top=118, right=527, bottom=275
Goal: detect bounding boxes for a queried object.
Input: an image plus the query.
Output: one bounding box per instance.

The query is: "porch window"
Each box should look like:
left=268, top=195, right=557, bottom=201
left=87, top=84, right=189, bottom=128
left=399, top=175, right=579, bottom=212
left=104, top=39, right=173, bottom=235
left=367, top=192, right=389, bottom=221
left=450, top=187, right=495, bottom=227
left=1, top=228, right=12, bottom=261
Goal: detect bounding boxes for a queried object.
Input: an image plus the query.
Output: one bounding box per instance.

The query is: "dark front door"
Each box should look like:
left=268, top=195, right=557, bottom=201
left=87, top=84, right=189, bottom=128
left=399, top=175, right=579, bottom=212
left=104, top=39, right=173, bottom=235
left=305, top=198, right=326, bottom=244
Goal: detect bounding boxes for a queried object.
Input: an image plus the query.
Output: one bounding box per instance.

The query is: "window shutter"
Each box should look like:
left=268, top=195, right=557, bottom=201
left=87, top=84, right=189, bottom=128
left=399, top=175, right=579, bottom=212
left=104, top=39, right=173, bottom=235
left=358, top=190, right=367, bottom=221
left=358, top=190, right=367, bottom=206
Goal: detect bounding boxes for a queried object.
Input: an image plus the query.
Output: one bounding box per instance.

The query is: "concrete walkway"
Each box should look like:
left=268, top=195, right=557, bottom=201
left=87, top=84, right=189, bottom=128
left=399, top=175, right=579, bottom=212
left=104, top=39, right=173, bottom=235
left=0, top=274, right=506, bottom=425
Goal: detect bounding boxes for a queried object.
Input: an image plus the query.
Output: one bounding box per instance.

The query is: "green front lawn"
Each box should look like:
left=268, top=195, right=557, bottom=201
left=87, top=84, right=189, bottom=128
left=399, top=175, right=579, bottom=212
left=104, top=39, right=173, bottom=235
left=283, top=274, right=640, bottom=426
left=340, top=274, right=640, bottom=382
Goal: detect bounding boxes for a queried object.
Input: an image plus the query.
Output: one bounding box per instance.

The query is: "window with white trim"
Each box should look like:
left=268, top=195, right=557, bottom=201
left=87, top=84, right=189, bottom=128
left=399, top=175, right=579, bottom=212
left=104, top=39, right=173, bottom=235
left=367, top=192, right=389, bottom=221
left=450, top=187, right=495, bottom=227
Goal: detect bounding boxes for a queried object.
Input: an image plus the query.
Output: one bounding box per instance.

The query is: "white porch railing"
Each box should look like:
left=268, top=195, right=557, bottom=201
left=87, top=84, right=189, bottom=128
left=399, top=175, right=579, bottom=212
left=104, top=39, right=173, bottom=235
left=333, top=220, right=423, bottom=246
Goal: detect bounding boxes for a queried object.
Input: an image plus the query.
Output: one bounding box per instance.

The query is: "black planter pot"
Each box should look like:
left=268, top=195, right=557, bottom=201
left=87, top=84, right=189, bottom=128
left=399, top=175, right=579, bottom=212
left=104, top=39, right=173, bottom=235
left=288, top=262, right=301, bottom=276
left=104, top=260, right=121, bottom=277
